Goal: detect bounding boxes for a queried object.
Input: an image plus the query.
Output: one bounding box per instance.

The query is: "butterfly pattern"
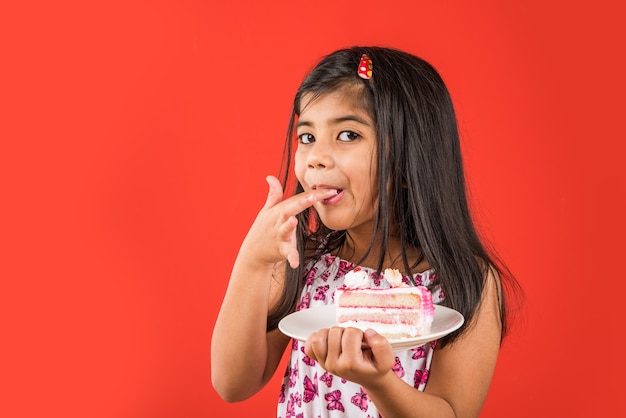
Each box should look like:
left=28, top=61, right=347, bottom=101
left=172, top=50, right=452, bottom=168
left=392, top=356, right=405, bottom=378
left=324, top=390, right=345, bottom=412
left=411, top=345, right=426, bottom=360
left=350, top=388, right=370, bottom=412
left=414, top=369, right=429, bottom=388
left=320, top=372, right=333, bottom=388
left=297, top=293, right=310, bottom=311
left=288, top=361, right=299, bottom=388
left=303, top=375, right=318, bottom=403
left=277, top=253, right=444, bottom=417
left=301, top=346, right=316, bottom=366
left=313, top=285, right=330, bottom=301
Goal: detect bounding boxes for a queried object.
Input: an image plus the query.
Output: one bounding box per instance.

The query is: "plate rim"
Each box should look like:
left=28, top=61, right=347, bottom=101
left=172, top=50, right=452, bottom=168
left=278, top=304, right=464, bottom=350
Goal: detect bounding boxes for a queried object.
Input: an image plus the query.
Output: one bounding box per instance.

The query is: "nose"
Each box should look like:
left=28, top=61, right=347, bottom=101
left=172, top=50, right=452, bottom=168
left=306, top=141, right=334, bottom=169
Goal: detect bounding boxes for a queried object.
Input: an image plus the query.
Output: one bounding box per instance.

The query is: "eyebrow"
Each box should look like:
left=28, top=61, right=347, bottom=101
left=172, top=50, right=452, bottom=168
left=296, top=115, right=372, bottom=129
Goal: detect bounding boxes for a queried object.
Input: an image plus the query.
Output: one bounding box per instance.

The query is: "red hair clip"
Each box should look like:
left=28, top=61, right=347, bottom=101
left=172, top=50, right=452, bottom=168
left=357, top=54, right=373, bottom=79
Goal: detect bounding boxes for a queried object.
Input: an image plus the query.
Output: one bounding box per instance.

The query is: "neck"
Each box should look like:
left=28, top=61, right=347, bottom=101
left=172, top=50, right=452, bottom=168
left=336, top=230, right=425, bottom=274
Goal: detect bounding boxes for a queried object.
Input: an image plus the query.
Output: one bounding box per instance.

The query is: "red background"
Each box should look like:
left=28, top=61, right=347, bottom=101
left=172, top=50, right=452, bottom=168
left=1, top=1, right=624, bottom=417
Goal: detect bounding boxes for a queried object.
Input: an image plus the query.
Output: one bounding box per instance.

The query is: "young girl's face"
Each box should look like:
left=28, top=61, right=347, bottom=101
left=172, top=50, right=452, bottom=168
left=294, top=88, right=378, bottom=234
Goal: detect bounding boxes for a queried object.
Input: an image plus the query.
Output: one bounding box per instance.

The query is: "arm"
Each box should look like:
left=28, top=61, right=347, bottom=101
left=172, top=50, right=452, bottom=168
left=305, top=269, right=502, bottom=418
left=211, top=176, right=337, bottom=402
left=211, top=255, right=290, bottom=402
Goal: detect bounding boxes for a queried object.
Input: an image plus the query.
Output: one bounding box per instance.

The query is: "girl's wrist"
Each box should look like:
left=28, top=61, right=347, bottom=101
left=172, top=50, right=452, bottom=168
left=235, top=243, right=281, bottom=268
left=361, top=368, right=398, bottom=395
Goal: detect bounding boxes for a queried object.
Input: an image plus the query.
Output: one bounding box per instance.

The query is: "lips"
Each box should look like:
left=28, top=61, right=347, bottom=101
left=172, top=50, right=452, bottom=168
left=311, top=184, right=344, bottom=205
left=321, top=189, right=344, bottom=204
left=312, top=184, right=341, bottom=191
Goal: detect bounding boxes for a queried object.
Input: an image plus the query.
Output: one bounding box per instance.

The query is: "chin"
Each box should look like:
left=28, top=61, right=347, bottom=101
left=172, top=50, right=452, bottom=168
left=316, top=214, right=358, bottom=232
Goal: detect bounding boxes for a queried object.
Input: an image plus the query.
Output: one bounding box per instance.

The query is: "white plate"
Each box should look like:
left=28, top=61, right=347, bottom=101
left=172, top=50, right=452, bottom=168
left=278, top=304, right=464, bottom=351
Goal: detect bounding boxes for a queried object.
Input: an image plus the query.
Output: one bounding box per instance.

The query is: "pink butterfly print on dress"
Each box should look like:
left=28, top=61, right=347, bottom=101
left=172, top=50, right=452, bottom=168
left=305, top=266, right=318, bottom=285
left=437, top=288, right=445, bottom=302
left=289, top=362, right=299, bottom=388
left=414, top=369, right=429, bottom=387
left=411, top=345, right=426, bottom=360
left=392, top=356, right=405, bottom=378
left=300, top=346, right=316, bottom=366
left=320, top=371, right=333, bottom=388
left=302, top=375, right=318, bottom=403
left=314, top=285, right=329, bottom=301
left=350, top=387, right=370, bottom=412
left=297, top=293, right=310, bottom=311
left=286, top=393, right=303, bottom=418
left=278, top=383, right=286, bottom=403
left=371, top=271, right=383, bottom=287
left=325, top=390, right=345, bottom=412
left=337, top=260, right=354, bottom=277
left=414, top=273, right=424, bottom=286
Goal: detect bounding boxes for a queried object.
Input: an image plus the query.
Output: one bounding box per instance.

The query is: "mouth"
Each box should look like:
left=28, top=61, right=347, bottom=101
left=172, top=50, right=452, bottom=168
left=322, top=190, right=344, bottom=204
left=312, top=184, right=344, bottom=205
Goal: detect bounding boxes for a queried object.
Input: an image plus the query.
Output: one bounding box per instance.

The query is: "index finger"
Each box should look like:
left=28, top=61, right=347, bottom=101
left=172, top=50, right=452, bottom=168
left=278, top=188, right=338, bottom=218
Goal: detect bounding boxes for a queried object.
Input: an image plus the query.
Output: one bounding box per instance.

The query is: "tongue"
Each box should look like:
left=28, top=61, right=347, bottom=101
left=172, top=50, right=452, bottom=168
left=323, top=189, right=343, bottom=203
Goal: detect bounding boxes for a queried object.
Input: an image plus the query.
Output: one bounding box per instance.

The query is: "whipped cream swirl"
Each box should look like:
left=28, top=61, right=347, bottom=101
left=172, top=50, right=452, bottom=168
left=383, top=268, right=405, bottom=287
left=343, top=267, right=370, bottom=289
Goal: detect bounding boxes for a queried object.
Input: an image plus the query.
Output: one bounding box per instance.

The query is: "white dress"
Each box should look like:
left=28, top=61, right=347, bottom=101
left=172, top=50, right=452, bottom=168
left=277, top=254, right=444, bottom=417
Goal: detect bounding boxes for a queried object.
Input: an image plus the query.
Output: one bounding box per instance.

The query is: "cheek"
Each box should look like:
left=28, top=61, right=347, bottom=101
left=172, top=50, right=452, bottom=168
left=294, top=152, right=306, bottom=183
left=362, top=188, right=378, bottom=210
left=355, top=172, right=378, bottom=211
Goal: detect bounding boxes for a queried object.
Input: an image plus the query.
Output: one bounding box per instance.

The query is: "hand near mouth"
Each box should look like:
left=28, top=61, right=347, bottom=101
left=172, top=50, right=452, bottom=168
left=239, top=175, right=338, bottom=269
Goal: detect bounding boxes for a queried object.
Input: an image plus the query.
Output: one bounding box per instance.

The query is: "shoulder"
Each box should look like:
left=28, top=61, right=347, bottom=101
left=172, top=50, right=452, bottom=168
left=469, top=262, right=503, bottom=333
left=479, top=266, right=503, bottom=329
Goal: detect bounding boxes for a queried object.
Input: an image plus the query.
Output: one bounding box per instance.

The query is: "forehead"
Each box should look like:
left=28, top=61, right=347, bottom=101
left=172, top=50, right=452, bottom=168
left=298, top=84, right=372, bottom=119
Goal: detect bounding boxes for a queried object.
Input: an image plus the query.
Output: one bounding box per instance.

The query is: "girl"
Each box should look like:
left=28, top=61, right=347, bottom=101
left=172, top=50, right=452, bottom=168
left=212, top=46, right=519, bottom=417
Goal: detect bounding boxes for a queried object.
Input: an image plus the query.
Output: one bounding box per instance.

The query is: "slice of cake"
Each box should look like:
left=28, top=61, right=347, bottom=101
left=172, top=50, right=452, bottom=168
left=334, top=267, right=434, bottom=338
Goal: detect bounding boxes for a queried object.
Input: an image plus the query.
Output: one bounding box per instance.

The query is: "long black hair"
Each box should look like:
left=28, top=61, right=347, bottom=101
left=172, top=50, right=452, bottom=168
left=267, top=46, right=519, bottom=346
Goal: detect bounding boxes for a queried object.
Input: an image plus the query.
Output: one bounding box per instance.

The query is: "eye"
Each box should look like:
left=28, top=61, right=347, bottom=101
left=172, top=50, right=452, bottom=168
left=298, top=133, right=315, bottom=144
left=338, top=131, right=360, bottom=142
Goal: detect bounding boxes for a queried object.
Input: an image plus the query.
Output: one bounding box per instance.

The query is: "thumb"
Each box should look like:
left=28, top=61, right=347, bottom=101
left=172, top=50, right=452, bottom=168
left=264, top=175, right=284, bottom=208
